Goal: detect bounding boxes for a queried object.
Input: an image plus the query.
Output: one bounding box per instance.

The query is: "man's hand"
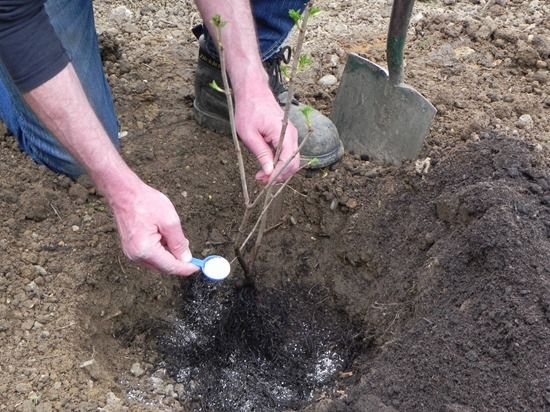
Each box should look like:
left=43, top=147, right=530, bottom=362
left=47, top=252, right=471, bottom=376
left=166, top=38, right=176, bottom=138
left=193, top=0, right=300, bottom=184
left=235, top=89, right=300, bottom=184
left=110, top=182, right=197, bottom=276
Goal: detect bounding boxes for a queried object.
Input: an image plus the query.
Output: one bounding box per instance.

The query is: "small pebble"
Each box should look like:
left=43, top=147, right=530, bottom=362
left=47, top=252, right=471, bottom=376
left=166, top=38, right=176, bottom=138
left=131, top=362, right=145, bottom=377
left=32, top=321, right=44, bottom=330
left=80, top=359, right=105, bottom=381
left=21, top=319, right=34, bottom=331
left=411, top=12, right=424, bottom=25
left=25, top=281, right=39, bottom=294
left=318, top=74, right=337, bottom=87
left=105, top=392, right=123, bottom=408
left=364, top=169, right=379, bottom=178
left=532, top=70, right=548, bottom=84
left=515, top=114, right=533, bottom=129
left=123, top=23, right=139, bottom=34
left=150, top=376, right=165, bottom=393
left=110, top=5, right=133, bottom=23
left=164, top=383, right=174, bottom=396
left=454, top=46, right=475, bottom=59
left=15, top=382, right=32, bottom=393
left=21, top=252, right=39, bottom=265
left=34, top=265, right=47, bottom=276
left=465, top=350, right=478, bottom=361
left=0, top=320, right=9, bottom=331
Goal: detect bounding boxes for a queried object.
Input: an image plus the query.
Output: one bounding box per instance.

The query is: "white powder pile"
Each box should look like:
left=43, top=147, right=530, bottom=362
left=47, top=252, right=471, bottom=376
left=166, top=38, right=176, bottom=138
left=203, top=256, right=231, bottom=280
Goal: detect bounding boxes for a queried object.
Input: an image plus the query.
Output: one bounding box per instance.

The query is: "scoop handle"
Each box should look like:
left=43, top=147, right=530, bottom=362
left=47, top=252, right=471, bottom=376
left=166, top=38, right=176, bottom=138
left=191, top=257, right=204, bottom=269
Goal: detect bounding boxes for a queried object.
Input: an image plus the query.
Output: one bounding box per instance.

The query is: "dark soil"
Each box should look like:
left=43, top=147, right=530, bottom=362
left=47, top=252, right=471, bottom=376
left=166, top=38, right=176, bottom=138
left=111, top=134, right=550, bottom=412
left=150, top=279, right=361, bottom=411
left=310, top=135, right=550, bottom=412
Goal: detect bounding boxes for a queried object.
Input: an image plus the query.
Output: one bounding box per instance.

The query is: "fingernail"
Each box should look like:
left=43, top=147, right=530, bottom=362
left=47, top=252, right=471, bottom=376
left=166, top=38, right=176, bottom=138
left=264, top=162, right=274, bottom=175
left=182, top=249, right=192, bottom=263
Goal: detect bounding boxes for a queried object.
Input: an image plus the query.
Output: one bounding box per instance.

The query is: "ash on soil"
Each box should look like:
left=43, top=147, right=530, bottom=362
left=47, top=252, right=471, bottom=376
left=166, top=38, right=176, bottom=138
left=154, top=277, right=361, bottom=412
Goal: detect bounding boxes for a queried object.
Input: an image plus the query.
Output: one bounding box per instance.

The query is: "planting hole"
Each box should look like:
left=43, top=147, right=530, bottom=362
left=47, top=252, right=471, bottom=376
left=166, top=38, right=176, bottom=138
left=150, top=277, right=362, bottom=411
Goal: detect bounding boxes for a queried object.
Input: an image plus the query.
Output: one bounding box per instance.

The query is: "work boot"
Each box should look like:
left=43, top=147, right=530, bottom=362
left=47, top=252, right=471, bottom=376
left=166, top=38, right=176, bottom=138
left=193, top=35, right=344, bottom=169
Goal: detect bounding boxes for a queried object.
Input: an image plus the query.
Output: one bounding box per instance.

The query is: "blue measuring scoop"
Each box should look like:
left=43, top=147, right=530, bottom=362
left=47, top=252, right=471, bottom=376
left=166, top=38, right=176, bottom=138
left=191, top=255, right=231, bottom=281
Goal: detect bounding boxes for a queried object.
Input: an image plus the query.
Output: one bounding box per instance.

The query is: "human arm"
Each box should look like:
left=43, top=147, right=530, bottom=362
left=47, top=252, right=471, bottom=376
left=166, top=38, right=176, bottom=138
left=0, top=3, right=194, bottom=275
left=193, top=0, right=300, bottom=183
left=0, top=3, right=197, bottom=276
left=22, top=64, right=197, bottom=275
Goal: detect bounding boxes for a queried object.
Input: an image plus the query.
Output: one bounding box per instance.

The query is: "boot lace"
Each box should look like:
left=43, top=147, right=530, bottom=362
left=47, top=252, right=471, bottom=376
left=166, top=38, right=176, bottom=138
left=264, top=46, right=294, bottom=99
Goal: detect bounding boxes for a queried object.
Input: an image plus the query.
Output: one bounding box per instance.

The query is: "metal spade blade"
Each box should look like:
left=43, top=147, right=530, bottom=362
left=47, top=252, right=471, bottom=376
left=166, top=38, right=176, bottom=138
left=331, top=0, right=436, bottom=165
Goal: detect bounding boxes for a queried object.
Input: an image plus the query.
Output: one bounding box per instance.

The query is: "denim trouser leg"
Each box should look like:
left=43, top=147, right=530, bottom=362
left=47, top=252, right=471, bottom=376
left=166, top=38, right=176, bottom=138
left=0, top=0, right=118, bottom=178
left=204, top=0, right=310, bottom=61
left=252, top=0, right=310, bottom=60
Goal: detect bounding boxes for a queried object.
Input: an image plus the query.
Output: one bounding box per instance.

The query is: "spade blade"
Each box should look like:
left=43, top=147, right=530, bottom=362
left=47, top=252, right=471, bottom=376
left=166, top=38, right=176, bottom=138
left=331, top=53, right=436, bottom=165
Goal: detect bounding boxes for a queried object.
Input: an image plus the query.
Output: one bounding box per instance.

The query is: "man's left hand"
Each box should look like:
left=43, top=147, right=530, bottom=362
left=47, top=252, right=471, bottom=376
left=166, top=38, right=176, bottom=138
left=234, top=89, right=300, bottom=184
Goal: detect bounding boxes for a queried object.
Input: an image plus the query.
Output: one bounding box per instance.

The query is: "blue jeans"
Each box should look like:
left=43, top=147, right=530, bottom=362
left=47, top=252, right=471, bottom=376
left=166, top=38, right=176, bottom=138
left=204, top=0, right=310, bottom=60
left=0, top=0, right=308, bottom=178
left=0, top=0, right=118, bottom=178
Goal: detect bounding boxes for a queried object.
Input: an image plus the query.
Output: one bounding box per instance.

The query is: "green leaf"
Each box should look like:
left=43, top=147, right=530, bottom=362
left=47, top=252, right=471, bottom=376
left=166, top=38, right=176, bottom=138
left=307, top=158, right=320, bottom=168
left=280, top=64, right=290, bottom=81
left=209, top=80, right=225, bottom=93
left=211, top=14, right=227, bottom=28
left=300, top=105, right=314, bottom=128
left=298, top=54, right=313, bottom=70
left=30, top=394, right=41, bottom=406
left=309, top=6, right=321, bottom=17
left=288, top=9, right=302, bottom=24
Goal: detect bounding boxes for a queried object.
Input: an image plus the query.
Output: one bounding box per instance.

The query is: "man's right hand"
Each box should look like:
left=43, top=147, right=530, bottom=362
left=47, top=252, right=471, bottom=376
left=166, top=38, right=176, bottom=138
left=109, top=181, right=198, bottom=276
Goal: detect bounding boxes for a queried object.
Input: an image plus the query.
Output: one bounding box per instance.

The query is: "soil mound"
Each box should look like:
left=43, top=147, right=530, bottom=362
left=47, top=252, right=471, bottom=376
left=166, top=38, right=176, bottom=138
left=313, top=135, right=550, bottom=411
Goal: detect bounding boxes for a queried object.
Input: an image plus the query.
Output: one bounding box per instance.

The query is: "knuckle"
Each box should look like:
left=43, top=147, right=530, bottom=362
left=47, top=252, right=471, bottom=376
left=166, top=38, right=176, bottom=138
left=172, top=239, right=189, bottom=253
left=124, top=238, right=153, bottom=262
left=257, top=150, right=272, bottom=162
left=165, top=262, right=180, bottom=275
left=164, top=215, right=181, bottom=228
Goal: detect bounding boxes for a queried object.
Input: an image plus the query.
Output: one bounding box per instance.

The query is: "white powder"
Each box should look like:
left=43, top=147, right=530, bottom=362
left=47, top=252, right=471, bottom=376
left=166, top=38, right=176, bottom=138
left=203, top=256, right=231, bottom=280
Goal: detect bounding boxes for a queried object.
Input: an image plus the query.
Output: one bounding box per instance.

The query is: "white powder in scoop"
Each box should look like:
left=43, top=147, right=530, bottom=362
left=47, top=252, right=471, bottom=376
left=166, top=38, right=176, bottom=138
left=203, top=257, right=231, bottom=280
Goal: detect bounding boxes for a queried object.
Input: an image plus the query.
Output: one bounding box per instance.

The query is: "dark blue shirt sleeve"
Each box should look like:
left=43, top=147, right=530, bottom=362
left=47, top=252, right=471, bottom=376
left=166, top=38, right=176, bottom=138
left=0, top=0, right=69, bottom=93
